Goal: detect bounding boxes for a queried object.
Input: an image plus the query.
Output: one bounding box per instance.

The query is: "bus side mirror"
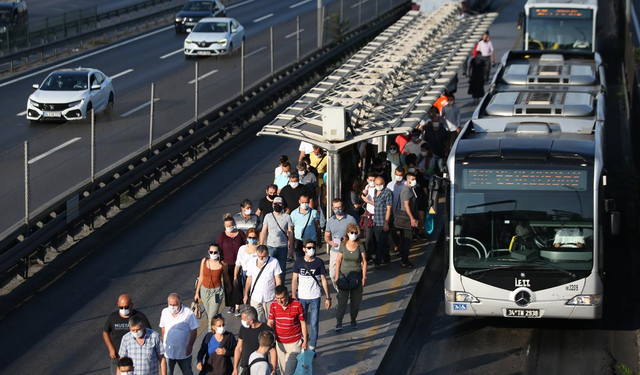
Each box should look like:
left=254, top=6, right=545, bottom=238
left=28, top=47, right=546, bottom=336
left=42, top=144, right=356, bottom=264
left=610, top=211, right=620, bottom=236
left=517, top=11, right=524, bottom=30
left=605, top=199, right=616, bottom=212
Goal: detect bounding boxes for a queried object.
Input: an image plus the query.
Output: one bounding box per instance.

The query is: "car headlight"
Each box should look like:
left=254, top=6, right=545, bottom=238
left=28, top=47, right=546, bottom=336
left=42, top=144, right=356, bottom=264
left=175, top=17, right=181, bottom=22
left=68, top=100, right=84, bottom=108
left=29, top=99, right=41, bottom=109
left=185, top=39, right=193, bottom=44
left=566, top=294, right=602, bottom=306
left=217, top=38, right=228, bottom=46
left=445, top=290, right=480, bottom=303
left=0, top=26, right=6, bottom=34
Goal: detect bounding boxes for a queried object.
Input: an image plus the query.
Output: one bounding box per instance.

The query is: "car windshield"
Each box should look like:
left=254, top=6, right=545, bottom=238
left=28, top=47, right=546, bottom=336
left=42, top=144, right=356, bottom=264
left=0, top=9, right=11, bottom=24
left=40, top=72, right=89, bottom=91
left=193, top=22, right=227, bottom=33
left=183, top=1, right=211, bottom=11
left=453, top=165, right=594, bottom=273
left=527, top=8, right=594, bottom=51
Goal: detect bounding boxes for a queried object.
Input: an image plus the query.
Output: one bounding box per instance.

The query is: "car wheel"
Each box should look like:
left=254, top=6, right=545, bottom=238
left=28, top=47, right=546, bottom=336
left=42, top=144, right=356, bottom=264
left=86, top=103, right=93, bottom=119
left=229, top=43, right=233, bottom=55
left=106, top=93, right=114, bottom=113
left=29, top=120, right=39, bottom=125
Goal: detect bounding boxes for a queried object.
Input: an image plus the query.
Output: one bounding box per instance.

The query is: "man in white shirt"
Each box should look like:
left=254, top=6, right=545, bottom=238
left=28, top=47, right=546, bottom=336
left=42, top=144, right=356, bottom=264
left=476, top=32, right=494, bottom=81
left=244, top=245, right=283, bottom=323
left=159, top=293, right=199, bottom=375
left=298, top=141, right=314, bottom=162
left=441, top=93, right=461, bottom=150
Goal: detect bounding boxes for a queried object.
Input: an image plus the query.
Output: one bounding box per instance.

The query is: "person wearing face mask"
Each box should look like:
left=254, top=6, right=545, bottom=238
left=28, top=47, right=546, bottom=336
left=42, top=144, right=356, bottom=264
left=405, top=155, right=429, bottom=241
left=267, top=285, right=308, bottom=375
left=103, top=294, right=152, bottom=375
left=441, top=93, right=461, bottom=150
left=233, top=199, right=262, bottom=233
left=160, top=293, right=199, bottom=375
left=256, top=184, right=278, bottom=219
left=232, top=306, right=276, bottom=375
left=274, top=161, right=292, bottom=194
left=403, top=128, right=424, bottom=157
left=117, top=357, right=134, bottom=375
left=386, top=141, right=405, bottom=179
left=325, top=198, right=357, bottom=290
left=290, top=194, right=321, bottom=260
left=292, top=239, right=331, bottom=353
left=386, top=167, right=407, bottom=253
left=260, top=197, right=293, bottom=286
left=195, top=244, right=232, bottom=325
left=279, top=174, right=314, bottom=214
left=243, top=245, right=283, bottom=323
left=334, top=223, right=367, bottom=331
left=422, top=107, right=449, bottom=172
left=119, top=315, right=166, bottom=375
left=296, top=162, right=317, bottom=201
left=358, top=173, right=377, bottom=263
left=218, top=214, right=246, bottom=315
left=361, top=176, right=393, bottom=268
left=273, top=155, right=289, bottom=182
left=395, top=173, right=419, bottom=268
left=235, top=228, right=260, bottom=313
left=196, top=316, right=238, bottom=375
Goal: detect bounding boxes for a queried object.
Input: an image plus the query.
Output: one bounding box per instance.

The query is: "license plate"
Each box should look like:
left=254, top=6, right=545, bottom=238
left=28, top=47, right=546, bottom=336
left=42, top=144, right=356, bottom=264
left=197, top=51, right=211, bottom=56
left=185, top=22, right=196, bottom=26
left=505, top=309, right=541, bottom=318
left=43, top=111, right=62, bottom=117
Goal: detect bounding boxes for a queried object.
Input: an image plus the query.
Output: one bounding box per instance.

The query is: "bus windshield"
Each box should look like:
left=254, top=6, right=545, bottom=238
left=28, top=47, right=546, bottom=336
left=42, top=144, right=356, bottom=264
left=527, top=8, right=594, bottom=51
left=453, top=166, right=594, bottom=273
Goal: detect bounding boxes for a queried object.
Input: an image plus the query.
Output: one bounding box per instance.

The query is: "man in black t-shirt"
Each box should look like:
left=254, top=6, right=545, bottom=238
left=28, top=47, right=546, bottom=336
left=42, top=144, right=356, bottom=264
left=233, top=306, right=276, bottom=374
left=256, top=184, right=278, bottom=219
left=102, top=294, right=151, bottom=375
left=280, top=174, right=314, bottom=214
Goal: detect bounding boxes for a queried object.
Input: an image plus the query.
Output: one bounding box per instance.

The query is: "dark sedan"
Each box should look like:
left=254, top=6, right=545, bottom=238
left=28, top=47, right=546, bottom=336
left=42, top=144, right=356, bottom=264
left=0, top=0, right=28, bottom=42
left=174, top=0, right=226, bottom=33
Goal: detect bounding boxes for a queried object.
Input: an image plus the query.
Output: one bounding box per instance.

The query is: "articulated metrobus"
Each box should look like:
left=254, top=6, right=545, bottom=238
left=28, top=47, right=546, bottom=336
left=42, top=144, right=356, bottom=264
left=444, top=51, right=617, bottom=319
left=521, top=0, right=597, bottom=52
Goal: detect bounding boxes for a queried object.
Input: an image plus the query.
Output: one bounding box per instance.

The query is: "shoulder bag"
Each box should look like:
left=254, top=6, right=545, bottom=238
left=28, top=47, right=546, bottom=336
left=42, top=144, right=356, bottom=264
left=248, top=259, right=269, bottom=300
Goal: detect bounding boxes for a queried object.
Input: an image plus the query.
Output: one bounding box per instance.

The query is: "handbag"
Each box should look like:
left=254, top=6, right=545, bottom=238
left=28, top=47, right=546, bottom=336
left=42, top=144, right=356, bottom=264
left=336, top=271, right=359, bottom=290
left=394, top=209, right=412, bottom=229
left=190, top=300, right=202, bottom=319
left=359, top=211, right=373, bottom=232
left=294, top=349, right=314, bottom=375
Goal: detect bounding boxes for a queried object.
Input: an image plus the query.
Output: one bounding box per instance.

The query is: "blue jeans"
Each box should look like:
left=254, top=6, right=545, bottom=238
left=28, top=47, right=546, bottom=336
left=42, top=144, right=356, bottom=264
left=268, top=246, right=288, bottom=285
left=167, top=356, right=193, bottom=375
left=299, top=297, right=321, bottom=350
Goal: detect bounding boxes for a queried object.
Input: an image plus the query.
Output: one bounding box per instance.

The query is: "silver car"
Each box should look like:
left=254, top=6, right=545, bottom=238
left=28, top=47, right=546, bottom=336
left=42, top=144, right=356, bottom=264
left=183, top=17, right=245, bottom=57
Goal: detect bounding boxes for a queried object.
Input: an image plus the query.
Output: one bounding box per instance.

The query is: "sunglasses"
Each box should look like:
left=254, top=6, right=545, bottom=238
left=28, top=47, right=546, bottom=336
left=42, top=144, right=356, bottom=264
left=305, top=247, right=315, bottom=250
left=119, top=305, right=131, bottom=309
left=349, top=232, right=358, bottom=235
left=247, top=236, right=257, bottom=239
left=212, top=313, right=223, bottom=319
left=209, top=251, right=219, bottom=254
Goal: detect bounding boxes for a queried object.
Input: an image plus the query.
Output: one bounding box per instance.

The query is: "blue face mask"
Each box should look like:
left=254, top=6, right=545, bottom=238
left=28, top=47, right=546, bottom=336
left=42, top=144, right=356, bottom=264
left=247, top=238, right=258, bottom=245
left=413, top=136, right=421, bottom=142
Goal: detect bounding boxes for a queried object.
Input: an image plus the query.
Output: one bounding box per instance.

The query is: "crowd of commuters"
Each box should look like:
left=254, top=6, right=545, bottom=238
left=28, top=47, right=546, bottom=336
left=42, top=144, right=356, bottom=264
left=102, top=86, right=462, bottom=374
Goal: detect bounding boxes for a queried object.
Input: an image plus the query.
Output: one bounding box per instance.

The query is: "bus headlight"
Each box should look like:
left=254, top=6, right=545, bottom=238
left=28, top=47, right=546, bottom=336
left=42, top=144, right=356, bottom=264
left=567, top=294, right=602, bottom=306
left=446, top=290, right=479, bottom=303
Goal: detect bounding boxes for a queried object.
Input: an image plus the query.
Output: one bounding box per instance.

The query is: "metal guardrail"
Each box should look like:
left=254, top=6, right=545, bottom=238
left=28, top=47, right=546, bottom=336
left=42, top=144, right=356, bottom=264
left=0, top=1, right=410, bottom=285
left=0, top=0, right=187, bottom=75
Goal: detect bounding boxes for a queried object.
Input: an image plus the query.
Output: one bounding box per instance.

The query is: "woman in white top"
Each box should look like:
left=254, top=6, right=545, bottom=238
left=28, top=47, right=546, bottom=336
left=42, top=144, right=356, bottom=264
left=235, top=228, right=259, bottom=287
left=273, top=155, right=288, bottom=182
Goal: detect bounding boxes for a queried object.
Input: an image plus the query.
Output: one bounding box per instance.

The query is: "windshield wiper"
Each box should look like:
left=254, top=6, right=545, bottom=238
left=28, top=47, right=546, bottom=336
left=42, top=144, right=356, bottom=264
left=464, top=264, right=522, bottom=276
left=525, top=257, right=577, bottom=279
left=464, top=257, right=578, bottom=278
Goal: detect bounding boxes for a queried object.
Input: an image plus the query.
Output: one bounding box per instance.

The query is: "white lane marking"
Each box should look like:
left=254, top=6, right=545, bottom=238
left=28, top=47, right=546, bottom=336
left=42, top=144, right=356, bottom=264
left=189, top=70, right=219, bottom=84
left=244, top=46, right=267, bottom=58
left=28, top=137, right=82, bottom=164
left=0, top=25, right=174, bottom=89
left=632, top=3, right=640, bottom=44
left=226, top=0, right=256, bottom=10
left=16, top=110, right=27, bottom=116
left=121, top=98, right=160, bottom=117
left=253, top=13, right=274, bottom=23
left=110, top=69, right=134, bottom=80
left=285, top=29, right=305, bottom=39
left=350, top=0, right=369, bottom=8
left=160, top=48, right=184, bottom=59
left=290, top=0, right=312, bottom=8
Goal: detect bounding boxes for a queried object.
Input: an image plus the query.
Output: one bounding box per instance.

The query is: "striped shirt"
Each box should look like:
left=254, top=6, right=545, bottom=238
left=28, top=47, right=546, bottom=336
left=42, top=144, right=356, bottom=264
left=268, top=298, right=305, bottom=344
left=118, top=328, right=165, bottom=375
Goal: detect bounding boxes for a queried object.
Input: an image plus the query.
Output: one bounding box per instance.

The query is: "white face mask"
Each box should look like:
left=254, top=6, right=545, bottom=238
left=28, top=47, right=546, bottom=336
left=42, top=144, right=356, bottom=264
left=408, top=168, right=416, bottom=173
left=169, top=305, right=180, bottom=314
left=432, top=122, right=440, bottom=129
left=300, top=203, right=309, bottom=210
left=348, top=233, right=358, bottom=241
left=132, top=329, right=144, bottom=339
left=368, top=181, right=375, bottom=187
left=420, top=151, right=428, bottom=156
left=284, top=171, right=291, bottom=177
left=244, top=209, right=252, bottom=215
left=241, top=320, right=250, bottom=329
left=290, top=182, right=299, bottom=189
left=210, top=253, right=220, bottom=260
left=216, top=326, right=226, bottom=335
left=120, top=372, right=133, bottom=375
left=299, top=170, right=306, bottom=176
left=225, top=225, right=237, bottom=233
left=395, top=175, right=403, bottom=182
left=305, top=248, right=315, bottom=257
left=409, top=180, right=417, bottom=187
left=119, top=308, right=131, bottom=317
left=375, top=185, right=384, bottom=191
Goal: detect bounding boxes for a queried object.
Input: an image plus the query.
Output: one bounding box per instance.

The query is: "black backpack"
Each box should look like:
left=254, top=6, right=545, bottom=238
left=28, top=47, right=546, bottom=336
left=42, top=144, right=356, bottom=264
left=240, top=356, right=268, bottom=375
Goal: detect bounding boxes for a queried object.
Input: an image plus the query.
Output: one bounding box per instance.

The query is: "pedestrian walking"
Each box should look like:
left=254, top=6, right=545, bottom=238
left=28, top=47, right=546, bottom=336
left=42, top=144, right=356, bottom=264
left=325, top=198, right=358, bottom=290
left=386, top=141, right=405, bottom=178
left=292, top=239, right=331, bottom=352
left=196, top=315, right=238, bottom=375
left=243, top=245, right=283, bottom=322
left=289, top=194, right=321, bottom=259
left=274, top=162, right=292, bottom=193
left=476, top=32, right=495, bottom=82
left=160, top=293, right=199, bottom=375
left=274, top=155, right=289, bottom=182
left=233, top=199, right=262, bottom=233
left=255, top=184, right=278, bottom=219
left=103, top=294, right=152, bottom=375
left=234, top=228, right=260, bottom=314
left=248, top=331, right=275, bottom=375
left=360, top=173, right=377, bottom=263
left=467, top=54, right=487, bottom=103
left=395, top=173, right=419, bottom=268
left=118, top=316, right=166, bottom=375
left=361, top=177, right=393, bottom=268
left=117, top=357, right=134, bottom=375
left=403, top=128, right=424, bottom=157
left=334, top=223, right=367, bottom=331
left=422, top=107, right=449, bottom=171
left=232, top=306, right=277, bottom=375
left=441, top=93, right=461, bottom=148
left=267, top=285, right=308, bottom=375
left=218, top=213, right=246, bottom=315
left=195, top=244, right=232, bottom=326
left=260, top=197, right=293, bottom=285
left=280, top=173, right=314, bottom=214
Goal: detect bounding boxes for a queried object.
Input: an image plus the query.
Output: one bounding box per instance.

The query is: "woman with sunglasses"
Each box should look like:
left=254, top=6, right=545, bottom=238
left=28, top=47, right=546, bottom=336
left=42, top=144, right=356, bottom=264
left=196, top=315, right=237, bottom=375
left=333, top=223, right=367, bottom=331
left=195, top=244, right=231, bottom=327
left=217, top=213, right=246, bottom=315
left=233, top=228, right=260, bottom=315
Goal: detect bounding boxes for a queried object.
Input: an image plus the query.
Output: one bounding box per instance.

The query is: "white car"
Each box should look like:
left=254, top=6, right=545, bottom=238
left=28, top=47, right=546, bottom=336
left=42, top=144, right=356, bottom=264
left=183, top=17, right=245, bottom=57
left=27, top=68, right=114, bottom=123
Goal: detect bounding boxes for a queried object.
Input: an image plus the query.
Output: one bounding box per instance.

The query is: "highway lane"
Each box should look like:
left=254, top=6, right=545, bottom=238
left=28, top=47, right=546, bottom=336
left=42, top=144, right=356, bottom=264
left=0, top=0, right=386, bottom=236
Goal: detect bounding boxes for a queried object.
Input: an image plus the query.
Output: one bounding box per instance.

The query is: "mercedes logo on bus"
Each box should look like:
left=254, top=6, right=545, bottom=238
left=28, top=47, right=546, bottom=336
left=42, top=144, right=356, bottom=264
left=515, top=291, right=531, bottom=307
